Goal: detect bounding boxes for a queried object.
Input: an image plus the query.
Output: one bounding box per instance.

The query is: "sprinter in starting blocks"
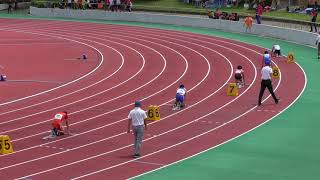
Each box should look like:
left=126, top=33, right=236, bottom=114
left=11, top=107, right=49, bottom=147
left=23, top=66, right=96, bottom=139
left=0, top=74, right=7, bottom=81
left=43, top=111, right=70, bottom=140
left=173, top=84, right=187, bottom=110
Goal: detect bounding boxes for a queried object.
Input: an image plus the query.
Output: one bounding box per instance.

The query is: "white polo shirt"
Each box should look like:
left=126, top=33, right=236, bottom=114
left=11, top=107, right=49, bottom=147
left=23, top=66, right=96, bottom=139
left=273, top=45, right=280, bottom=50
left=176, top=88, right=187, bottom=96
left=235, top=69, right=244, bottom=74
left=261, top=66, right=273, bottom=80
left=128, top=107, right=147, bottom=126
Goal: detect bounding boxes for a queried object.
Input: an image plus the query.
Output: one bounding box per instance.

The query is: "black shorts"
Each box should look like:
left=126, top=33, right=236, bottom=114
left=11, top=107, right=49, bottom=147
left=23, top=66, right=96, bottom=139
left=52, top=128, right=64, bottom=136
left=235, top=73, right=242, bottom=80
left=274, top=49, right=281, bottom=56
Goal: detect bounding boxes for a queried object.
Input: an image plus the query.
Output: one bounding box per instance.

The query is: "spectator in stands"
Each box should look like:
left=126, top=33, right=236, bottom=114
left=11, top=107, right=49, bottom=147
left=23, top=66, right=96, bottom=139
left=256, top=2, right=263, bottom=24
left=195, top=0, right=201, bottom=7
left=104, top=0, right=110, bottom=10
left=116, top=0, right=121, bottom=11
left=232, top=0, right=237, bottom=6
left=87, top=0, right=92, bottom=9
left=74, top=0, right=79, bottom=9
left=213, top=8, right=221, bottom=19
left=126, top=0, right=132, bottom=12
left=67, top=0, right=72, bottom=8
left=110, top=0, right=116, bottom=11
left=14, top=0, right=17, bottom=10
left=221, top=12, right=229, bottom=20
left=310, top=8, right=318, bottom=32
left=98, top=0, right=103, bottom=9
left=229, top=13, right=239, bottom=21
left=208, top=10, right=214, bottom=19
left=243, top=14, right=253, bottom=32
left=78, top=0, right=83, bottom=9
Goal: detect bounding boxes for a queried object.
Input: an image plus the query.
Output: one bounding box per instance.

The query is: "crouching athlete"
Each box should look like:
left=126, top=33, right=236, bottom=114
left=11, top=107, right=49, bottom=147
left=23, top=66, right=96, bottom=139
left=173, top=84, right=187, bottom=110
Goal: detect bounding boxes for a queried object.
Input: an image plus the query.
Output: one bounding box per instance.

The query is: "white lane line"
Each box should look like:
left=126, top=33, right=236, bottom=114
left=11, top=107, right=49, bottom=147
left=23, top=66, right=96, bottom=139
left=133, top=161, right=165, bottom=166
left=69, top=31, right=300, bottom=179
left=0, top=43, right=126, bottom=118
left=0, top=35, right=141, bottom=126
left=1, top=23, right=260, bottom=176
left=0, top=25, right=219, bottom=170
left=6, top=23, right=225, bottom=146
left=0, top=42, right=73, bottom=46
left=6, top=80, right=64, bottom=84
left=1, top=27, right=194, bottom=137
left=8, top=34, right=244, bottom=176
left=39, top=145, right=67, bottom=151
left=0, top=22, right=268, bottom=179
left=4, top=30, right=188, bottom=144
left=130, top=68, right=306, bottom=180
left=0, top=28, right=104, bottom=107
left=0, top=33, right=166, bottom=135
left=1, top=21, right=308, bottom=179
left=128, top=31, right=308, bottom=180
left=16, top=52, right=247, bottom=179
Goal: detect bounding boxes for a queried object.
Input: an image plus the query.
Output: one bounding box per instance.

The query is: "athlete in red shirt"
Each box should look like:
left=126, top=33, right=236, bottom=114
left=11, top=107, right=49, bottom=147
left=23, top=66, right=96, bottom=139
left=51, top=111, right=70, bottom=137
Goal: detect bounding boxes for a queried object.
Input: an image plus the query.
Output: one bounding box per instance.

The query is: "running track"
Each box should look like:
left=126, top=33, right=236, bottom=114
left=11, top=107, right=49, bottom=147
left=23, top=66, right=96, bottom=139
left=0, top=18, right=305, bottom=179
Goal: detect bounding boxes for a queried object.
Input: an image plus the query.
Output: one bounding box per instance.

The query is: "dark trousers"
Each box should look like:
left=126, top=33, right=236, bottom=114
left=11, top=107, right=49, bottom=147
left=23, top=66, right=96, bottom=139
left=256, top=14, right=261, bottom=24
left=310, top=21, right=317, bottom=32
left=52, top=128, right=64, bottom=136
left=258, top=79, right=278, bottom=105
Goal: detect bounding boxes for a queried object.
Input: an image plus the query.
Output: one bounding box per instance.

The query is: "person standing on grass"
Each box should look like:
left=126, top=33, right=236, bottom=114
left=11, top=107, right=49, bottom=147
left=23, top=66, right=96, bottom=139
left=310, top=8, right=318, bottom=32
left=316, top=32, right=320, bottom=59
left=258, top=64, right=279, bottom=106
left=127, top=101, right=148, bottom=158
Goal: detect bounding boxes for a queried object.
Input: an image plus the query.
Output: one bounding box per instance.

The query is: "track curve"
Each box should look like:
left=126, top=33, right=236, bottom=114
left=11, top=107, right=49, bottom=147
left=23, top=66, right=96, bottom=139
left=0, top=18, right=305, bottom=180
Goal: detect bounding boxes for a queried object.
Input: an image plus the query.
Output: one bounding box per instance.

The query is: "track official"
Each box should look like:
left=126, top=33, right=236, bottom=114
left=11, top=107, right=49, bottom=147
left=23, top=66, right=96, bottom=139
left=258, top=65, right=279, bottom=106
left=127, top=101, right=147, bottom=158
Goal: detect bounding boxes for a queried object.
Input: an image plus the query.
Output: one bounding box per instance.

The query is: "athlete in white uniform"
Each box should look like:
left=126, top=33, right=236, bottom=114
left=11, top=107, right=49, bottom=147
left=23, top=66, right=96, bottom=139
left=174, top=84, right=187, bottom=109
left=272, top=44, right=281, bottom=57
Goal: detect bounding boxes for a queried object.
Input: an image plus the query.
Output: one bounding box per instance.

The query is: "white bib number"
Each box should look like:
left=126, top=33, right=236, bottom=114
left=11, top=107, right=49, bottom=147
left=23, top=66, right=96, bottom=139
left=54, top=114, right=63, bottom=120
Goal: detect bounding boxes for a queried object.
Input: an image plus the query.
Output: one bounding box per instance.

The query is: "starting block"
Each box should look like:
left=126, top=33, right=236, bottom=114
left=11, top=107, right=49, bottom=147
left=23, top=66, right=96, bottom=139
left=0, top=74, right=7, bottom=81
left=287, top=53, right=295, bottom=63
left=147, top=105, right=160, bottom=121
left=0, top=135, right=14, bottom=155
left=272, top=66, right=280, bottom=79
left=226, top=83, right=238, bottom=96
left=82, top=54, right=88, bottom=60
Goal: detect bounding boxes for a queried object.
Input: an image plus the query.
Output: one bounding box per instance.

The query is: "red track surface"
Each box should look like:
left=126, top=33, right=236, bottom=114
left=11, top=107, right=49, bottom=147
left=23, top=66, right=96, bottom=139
left=0, top=19, right=305, bottom=180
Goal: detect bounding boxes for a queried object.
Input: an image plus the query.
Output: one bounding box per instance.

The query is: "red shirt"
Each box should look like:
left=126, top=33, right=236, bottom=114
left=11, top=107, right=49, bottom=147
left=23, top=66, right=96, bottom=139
left=52, top=112, right=68, bottom=130
left=257, top=4, right=263, bottom=15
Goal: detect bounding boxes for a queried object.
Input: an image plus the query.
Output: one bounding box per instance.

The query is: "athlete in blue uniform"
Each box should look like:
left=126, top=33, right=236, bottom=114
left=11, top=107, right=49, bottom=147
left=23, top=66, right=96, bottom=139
left=262, top=51, right=272, bottom=67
